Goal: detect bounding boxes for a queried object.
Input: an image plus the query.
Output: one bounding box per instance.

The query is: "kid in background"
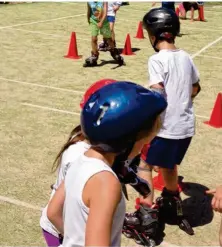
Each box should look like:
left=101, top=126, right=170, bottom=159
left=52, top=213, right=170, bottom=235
left=99, top=1, right=122, bottom=50
left=85, top=1, right=124, bottom=67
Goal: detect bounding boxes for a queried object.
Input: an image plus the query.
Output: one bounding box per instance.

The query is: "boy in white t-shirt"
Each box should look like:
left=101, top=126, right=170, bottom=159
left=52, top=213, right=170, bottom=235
left=139, top=8, right=201, bottom=225
left=99, top=1, right=122, bottom=50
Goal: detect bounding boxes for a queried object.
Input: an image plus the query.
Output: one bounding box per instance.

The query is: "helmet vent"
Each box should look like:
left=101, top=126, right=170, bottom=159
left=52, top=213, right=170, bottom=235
left=96, top=105, right=109, bottom=126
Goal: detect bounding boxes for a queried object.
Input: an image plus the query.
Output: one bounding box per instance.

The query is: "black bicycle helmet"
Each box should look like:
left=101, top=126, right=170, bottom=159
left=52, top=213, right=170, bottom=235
left=143, top=7, right=180, bottom=51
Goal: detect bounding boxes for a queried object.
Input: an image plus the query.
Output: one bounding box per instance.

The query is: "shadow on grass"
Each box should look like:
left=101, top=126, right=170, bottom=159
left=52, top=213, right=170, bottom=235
left=181, top=181, right=214, bottom=227
left=118, top=47, right=141, bottom=54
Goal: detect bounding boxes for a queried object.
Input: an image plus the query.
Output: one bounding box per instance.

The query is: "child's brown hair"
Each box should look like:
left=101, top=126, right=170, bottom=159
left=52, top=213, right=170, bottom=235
left=52, top=125, right=84, bottom=172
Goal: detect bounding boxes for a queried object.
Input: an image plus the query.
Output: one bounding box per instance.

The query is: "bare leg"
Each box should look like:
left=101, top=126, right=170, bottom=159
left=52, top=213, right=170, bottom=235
left=137, top=160, right=154, bottom=206
left=109, top=22, right=115, bottom=42
left=91, top=36, right=98, bottom=54
left=161, top=166, right=178, bottom=192
left=190, top=7, right=195, bottom=21
left=106, top=38, right=115, bottom=49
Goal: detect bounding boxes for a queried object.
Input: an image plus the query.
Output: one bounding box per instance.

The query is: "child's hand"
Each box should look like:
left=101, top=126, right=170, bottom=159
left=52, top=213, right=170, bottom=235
left=206, top=186, right=222, bottom=213
left=97, top=21, right=103, bottom=28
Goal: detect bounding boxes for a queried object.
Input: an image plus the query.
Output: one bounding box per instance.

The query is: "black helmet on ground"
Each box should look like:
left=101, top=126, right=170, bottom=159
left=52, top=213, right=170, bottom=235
left=143, top=8, right=180, bottom=52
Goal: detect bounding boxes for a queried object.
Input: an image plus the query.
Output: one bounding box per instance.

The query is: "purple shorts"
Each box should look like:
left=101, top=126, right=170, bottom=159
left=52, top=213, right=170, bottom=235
left=42, top=229, right=61, bottom=247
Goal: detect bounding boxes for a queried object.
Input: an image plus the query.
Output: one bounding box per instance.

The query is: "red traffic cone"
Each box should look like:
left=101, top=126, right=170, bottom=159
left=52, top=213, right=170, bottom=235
left=198, top=5, right=206, bottom=21
left=153, top=169, right=184, bottom=192
left=175, top=7, right=180, bottom=17
left=64, top=32, right=82, bottom=59
left=122, top=34, right=135, bottom=55
left=204, top=93, right=222, bottom=128
left=135, top=21, right=144, bottom=39
left=153, top=171, right=165, bottom=191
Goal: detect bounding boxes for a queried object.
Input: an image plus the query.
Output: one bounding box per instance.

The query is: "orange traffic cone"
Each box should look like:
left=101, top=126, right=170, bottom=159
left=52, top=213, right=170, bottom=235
left=198, top=4, right=206, bottom=21
left=64, top=32, right=82, bottom=59
left=135, top=21, right=144, bottom=39
left=205, top=93, right=222, bottom=128
left=122, top=34, right=135, bottom=55
left=153, top=169, right=184, bottom=192
left=153, top=171, right=165, bottom=191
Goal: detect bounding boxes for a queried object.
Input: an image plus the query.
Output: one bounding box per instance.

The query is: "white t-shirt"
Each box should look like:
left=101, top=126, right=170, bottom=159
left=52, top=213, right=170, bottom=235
left=40, top=141, right=90, bottom=237
left=148, top=49, right=200, bottom=139
left=108, top=2, right=122, bottom=16
left=62, top=154, right=126, bottom=247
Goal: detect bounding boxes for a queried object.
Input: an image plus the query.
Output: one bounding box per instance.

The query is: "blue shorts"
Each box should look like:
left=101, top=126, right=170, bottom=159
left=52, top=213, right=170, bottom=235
left=141, top=137, right=192, bottom=169
left=107, top=16, right=116, bottom=23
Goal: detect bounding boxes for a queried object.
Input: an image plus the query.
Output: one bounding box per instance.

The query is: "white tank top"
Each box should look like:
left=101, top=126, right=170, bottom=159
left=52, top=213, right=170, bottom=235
left=62, top=154, right=126, bottom=247
left=40, top=141, right=90, bottom=237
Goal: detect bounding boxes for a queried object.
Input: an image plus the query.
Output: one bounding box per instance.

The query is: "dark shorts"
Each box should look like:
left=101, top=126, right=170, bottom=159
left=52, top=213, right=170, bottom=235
left=182, top=2, right=199, bottom=12
left=107, top=15, right=116, bottom=23
left=141, top=137, right=192, bottom=169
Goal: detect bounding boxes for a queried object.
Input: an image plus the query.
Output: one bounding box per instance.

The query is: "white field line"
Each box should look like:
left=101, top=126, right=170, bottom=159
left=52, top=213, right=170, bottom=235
left=21, top=103, right=80, bottom=116
left=21, top=101, right=209, bottom=120
left=0, top=77, right=84, bottom=94
left=1, top=27, right=90, bottom=42
left=0, top=195, right=43, bottom=211
left=195, top=114, right=208, bottom=119
left=8, top=27, right=68, bottom=38
left=0, top=14, right=85, bottom=30
left=0, top=195, right=180, bottom=247
left=191, top=35, right=222, bottom=58
left=196, top=54, right=222, bottom=60
left=3, top=26, right=221, bottom=56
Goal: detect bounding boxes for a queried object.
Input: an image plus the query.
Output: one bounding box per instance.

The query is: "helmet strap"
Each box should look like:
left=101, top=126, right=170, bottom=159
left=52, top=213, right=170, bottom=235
left=112, top=139, right=136, bottom=176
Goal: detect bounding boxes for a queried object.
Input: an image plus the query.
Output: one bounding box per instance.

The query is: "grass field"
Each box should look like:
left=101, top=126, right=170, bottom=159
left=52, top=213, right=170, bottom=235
left=0, top=2, right=222, bottom=246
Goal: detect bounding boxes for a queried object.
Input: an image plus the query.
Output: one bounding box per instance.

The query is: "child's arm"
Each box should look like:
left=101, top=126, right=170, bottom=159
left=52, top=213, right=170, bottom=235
left=98, top=2, right=108, bottom=27
left=190, top=57, right=201, bottom=99
left=47, top=181, right=65, bottom=235
left=87, top=3, right=91, bottom=24
left=85, top=171, right=121, bottom=246
left=148, top=58, right=165, bottom=95
left=192, top=81, right=201, bottom=99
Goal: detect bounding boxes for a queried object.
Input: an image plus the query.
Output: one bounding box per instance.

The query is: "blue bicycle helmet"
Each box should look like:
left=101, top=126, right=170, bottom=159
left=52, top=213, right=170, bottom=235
left=81, top=81, right=167, bottom=153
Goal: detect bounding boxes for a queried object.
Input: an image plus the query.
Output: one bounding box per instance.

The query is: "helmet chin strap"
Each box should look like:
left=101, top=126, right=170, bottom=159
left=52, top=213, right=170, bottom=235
left=112, top=139, right=136, bottom=175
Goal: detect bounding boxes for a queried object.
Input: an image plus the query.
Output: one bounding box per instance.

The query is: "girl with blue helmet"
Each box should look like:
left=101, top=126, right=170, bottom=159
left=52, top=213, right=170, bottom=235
left=47, top=81, right=167, bottom=247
